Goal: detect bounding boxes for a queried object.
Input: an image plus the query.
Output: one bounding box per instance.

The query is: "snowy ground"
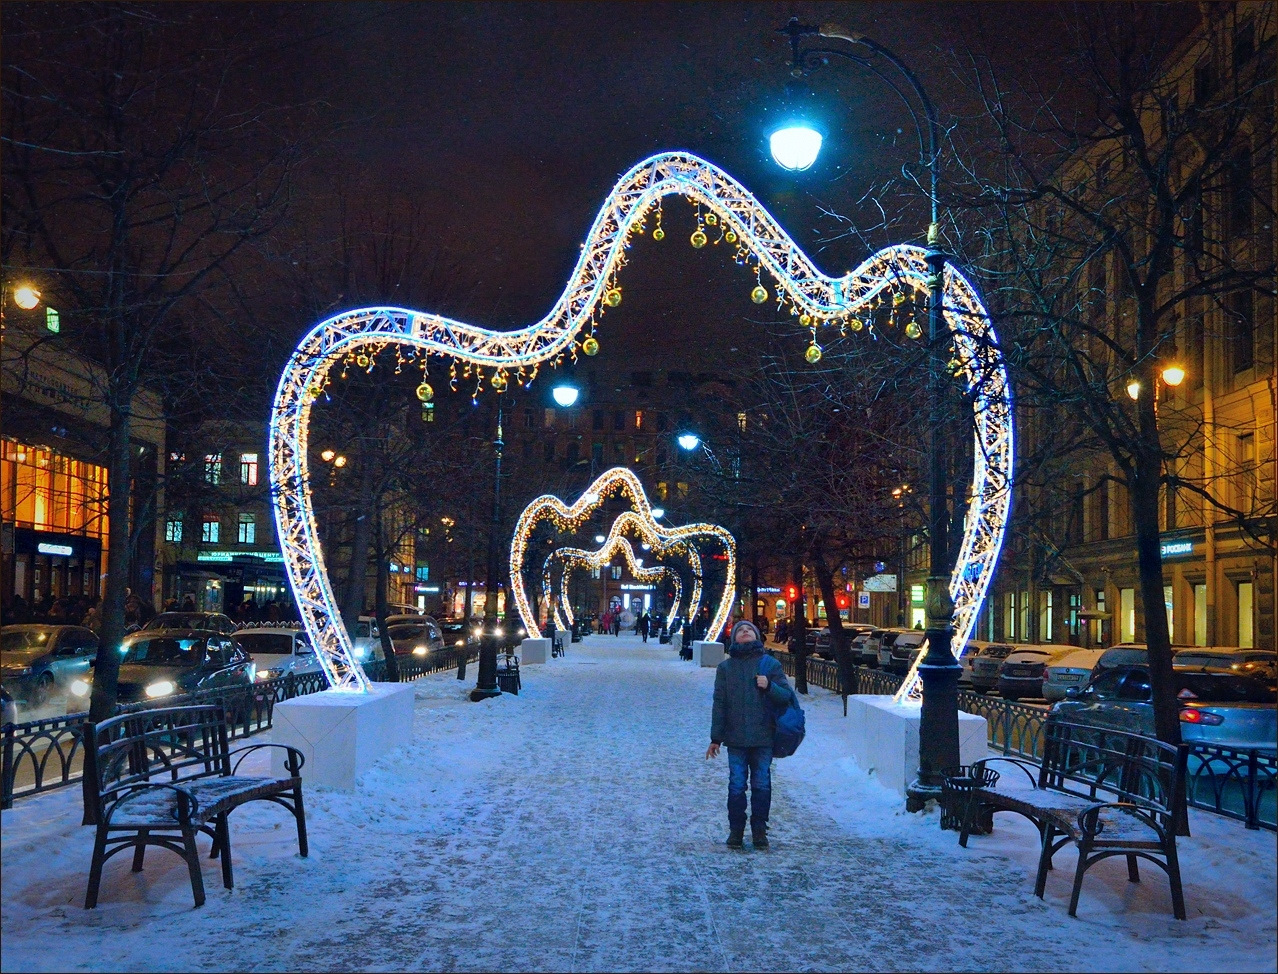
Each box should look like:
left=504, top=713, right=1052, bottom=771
left=2, top=634, right=1274, bottom=973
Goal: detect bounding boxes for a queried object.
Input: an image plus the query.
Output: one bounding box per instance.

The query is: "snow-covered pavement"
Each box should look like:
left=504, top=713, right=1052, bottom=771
left=2, top=635, right=1275, bottom=973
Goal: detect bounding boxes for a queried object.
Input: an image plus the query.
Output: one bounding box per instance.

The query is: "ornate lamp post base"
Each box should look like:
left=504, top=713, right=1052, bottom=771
left=906, top=576, right=961, bottom=812
left=470, top=635, right=503, bottom=702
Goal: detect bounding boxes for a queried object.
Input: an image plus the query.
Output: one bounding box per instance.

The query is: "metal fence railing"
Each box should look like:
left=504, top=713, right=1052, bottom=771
left=1, top=646, right=479, bottom=810
left=771, top=650, right=1276, bottom=831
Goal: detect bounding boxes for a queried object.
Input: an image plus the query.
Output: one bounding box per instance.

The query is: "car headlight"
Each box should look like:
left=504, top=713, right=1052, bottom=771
left=256, top=669, right=273, bottom=681
left=145, top=680, right=176, bottom=698
left=455, top=639, right=464, bottom=646
left=413, top=645, right=429, bottom=656
left=70, top=678, right=92, bottom=697
left=353, top=646, right=367, bottom=659
left=472, top=627, right=482, bottom=637
left=518, top=628, right=527, bottom=637
left=494, top=627, right=504, bottom=637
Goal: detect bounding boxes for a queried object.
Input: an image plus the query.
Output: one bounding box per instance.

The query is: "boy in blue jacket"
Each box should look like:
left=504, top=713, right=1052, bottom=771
left=706, top=620, right=792, bottom=848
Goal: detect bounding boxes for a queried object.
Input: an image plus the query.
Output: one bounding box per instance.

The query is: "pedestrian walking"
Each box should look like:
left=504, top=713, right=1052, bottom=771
left=705, top=620, right=792, bottom=850
left=639, top=611, right=650, bottom=642
left=612, top=612, right=621, bottom=636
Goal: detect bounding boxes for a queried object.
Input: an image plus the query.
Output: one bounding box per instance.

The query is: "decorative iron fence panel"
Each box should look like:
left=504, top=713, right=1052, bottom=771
left=1184, top=743, right=1277, bottom=831
left=1, top=648, right=479, bottom=809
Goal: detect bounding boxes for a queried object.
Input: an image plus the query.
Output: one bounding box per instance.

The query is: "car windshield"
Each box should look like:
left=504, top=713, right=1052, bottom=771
left=387, top=624, right=428, bottom=640
left=147, top=613, right=214, bottom=630
left=121, top=637, right=206, bottom=665
left=1177, top=673, right=1276, bottom=704
left=236, top=633, right=294, bottom=656
left=1, top=629, right=53, bottom=653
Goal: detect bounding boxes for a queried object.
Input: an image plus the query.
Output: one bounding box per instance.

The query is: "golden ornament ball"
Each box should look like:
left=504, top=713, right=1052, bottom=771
left=307, top=384, right=324, bottom=400
left=604, top=287, right=622, bottom=307
left=690, top=229, right=707, bottom=249
left=356, top=353, right=370, bottom=368
left=582, top=336, right=600, bottom=356
left=805, top=343, right=823, bottom=364
left=724, top=230, right=737, bottom=243
left=798, top=313, right=812, bottom=327
left=905, top=319, right=923, bottom=340
left=653, top=227, right=665, bottom=241
left=892, top=291, right=907, bottom=306
left=849, top=318, right=864, bottom=332
left=416, top=382, right=434, bottom=402
left=750, top=285, right=769, bottom=304
left=491, top=373, right=507, bottom=391
left=705, top=212, right=718, bottom=225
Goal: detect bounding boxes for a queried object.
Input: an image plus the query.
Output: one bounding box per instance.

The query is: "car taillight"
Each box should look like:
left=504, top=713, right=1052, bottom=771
left=1179, top=708, right=1224, bottom=726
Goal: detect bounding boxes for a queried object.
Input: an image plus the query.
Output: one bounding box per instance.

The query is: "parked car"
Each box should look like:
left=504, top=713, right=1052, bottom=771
left=814, top=624, right=873, bottom=660
left=143, top=611, right=237, bottom=634
left=887, top=630, right=929, bottom=675
left=849, top=630, right=877, bottom=666
left=234, top=626, right=324, bottom=682
left=969, top=642, right=1017, bottom=693
left=997, top=645, right=1078, bottom=701
left=68, top=629, right=253, bottom=707
left=1051, top=665, right=1277, bottom=749
left=438, top=619, right=471, bottom=649
left=958, top=639, right=994, bottom=686
left=877, top=629, right=915, bottom=670
left=352, top=616, right=385, bottom=662
left=1042, top=648, right=1109, bottom=701
left=1174, top=647, right=1277, bottom=686
left=1, top=624, right=100, bottom=704
left=386, top=617, right=446, bottom=659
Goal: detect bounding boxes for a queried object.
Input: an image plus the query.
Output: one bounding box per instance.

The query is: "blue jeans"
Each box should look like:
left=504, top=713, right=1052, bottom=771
left=727, top=745, right=773, bottom=832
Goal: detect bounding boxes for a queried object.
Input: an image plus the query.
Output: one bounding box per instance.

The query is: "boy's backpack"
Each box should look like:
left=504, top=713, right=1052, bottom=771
left=760, top=657, right=806, bottom=758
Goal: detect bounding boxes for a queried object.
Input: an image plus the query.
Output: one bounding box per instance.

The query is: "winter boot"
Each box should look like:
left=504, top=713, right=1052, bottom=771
left=726, top=827, right=745, bottom=849
left=751, top=827, right=769, bottom=849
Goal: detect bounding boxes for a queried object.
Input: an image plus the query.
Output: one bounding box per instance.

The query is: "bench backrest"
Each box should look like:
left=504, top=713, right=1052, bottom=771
left=81, top=705, right=230, bottom=825
left=1040, top=717, right=1189, bottom=829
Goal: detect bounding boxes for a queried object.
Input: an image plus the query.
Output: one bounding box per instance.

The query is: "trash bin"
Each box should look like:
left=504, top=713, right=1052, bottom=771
left=658, top=627, right=670, bottom=644
left=940, top=765, right=1000, bottom=833
left=570, top=620, right=582, bottom=643
left=495, top=655, right=521, bottom=695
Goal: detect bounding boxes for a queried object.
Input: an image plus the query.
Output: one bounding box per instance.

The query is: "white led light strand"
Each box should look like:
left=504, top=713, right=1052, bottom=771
left=545, top=536, right=684, bottom=632
left=269, top=151, right=1011, bottom=693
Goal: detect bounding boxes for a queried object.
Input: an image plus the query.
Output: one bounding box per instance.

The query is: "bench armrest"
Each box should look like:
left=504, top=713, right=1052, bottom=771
left=228, top=742, right=306, bottom=776
left=101, top=781, right=201, bottom=826
left=1077, top=800, right=1168, bottom=843
left=975, top=757, right=1040, bottom=788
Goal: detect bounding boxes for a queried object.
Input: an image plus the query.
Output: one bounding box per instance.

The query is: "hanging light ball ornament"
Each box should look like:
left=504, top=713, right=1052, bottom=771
left=805, top=343, right=823, bottom=364
left=905, top=319, right=924, bottom=340
left=705, top=212, right=718, bottom=226
left=751, top=285, right=769, bottom=304
left=893, top=291, right=907, bottom=307
left=307, top=383, right=324, bottom=401
left=849, top=318, right=864, bottom=332
left=799, top=313, right=812, bottom=327
left=491, top=372, right=508, bottom=392
left=652, top=227, right=665, bottom=241
left=416, top=382, right=434, bottom=402
left=604, top=287, right=622, bottom=307
left=690, top=229, right=707, bottom=249
left=356, top=352, right=370, bottom=368
left=582, top=336, right=600, bottom=356
left=724, top=230, right=737, bottom=244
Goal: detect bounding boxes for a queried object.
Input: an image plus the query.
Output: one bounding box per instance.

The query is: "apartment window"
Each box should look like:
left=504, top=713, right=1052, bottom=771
left=1234, top=15, right=1255, bottom=65
left=737, top=412, right=747, bottom=432
left=1193, top=584, right=1207, bottom=646
left=421, top=402, right=435, bottom=423
left=1120, top=588, right=1136, bottom=643
left=592, top=410, right=604, bottom=431
left=1164, top=584, right=1174, bottom=644
left=1237, top=433, right=1256, bottom=510
left=1237, top=581, right=1254, bottom=648
left=544, top=441, right=556, bottom=463
left=522, top=440, right=533, bottom=460
left=1068, top=592, right=1082, bottom=638
left=566, top=442, right=580, bottom=465
left=543, top=408, right=556, bottom=429
left=592, top=442, right=604, bottom=466
left=1229, top=147, right=1253, bottom=237
left=165, top=517, right=183, bottom=544
left=657, top=412, right=668, bottom=432
left=634, top=410, right=644, bottom=430
left=656, top=482, right=668, bottom=501
left=238, top=513, right=256, bottom=545
left=656, top=445, right=668, bottom=466
left=202, top=515, right=220, bottom=544
left=168, top=451, right=186, bottom=463
left=1186, top=295, right=1205, bottom=389
left=1003, top=591, right=1017, bottom=640
left=611, top=566, right=622, bottom=580
left=1039, top=590, right=1054, bottom=642
left=524, top=408, right=535, bottom=430
left=614, top=442, right=624, bottom=459
left=240, top=453, right=259, bottom=486
left=204, top=453, right=222, bottom=485
left=1229, top=290, right=1255, bottom=372
left=1019, top=591, right=1030, bottom=643
left=1094, top=589, right=1107, bottom=645
left=613, top=410, right=625, bottom=432
left=1164, top=481, right=1177, bottom=530
left=1194, top=61, right=1216, bottom=104
left=676, top=481, right=689, bottom=499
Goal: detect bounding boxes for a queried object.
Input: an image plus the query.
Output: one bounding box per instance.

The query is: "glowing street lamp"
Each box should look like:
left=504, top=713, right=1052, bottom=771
left=769, top=125, right=824, bottom=171
left=552, top=384, right=580, bottom=407
left=651, top=507, right=665, bottom=519
left=1126, top=379, right=1142, bottom=401
left=677, top=433, right=701, bottom=451
left=12, top=285, right=41, bottom=310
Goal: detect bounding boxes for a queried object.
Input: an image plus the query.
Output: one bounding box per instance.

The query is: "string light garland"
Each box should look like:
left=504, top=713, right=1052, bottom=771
left=543, top=536, right=685, bottom=633
left=508, top=467, right=733, bottom=639
left=269, top=151, right=1012, bottom=694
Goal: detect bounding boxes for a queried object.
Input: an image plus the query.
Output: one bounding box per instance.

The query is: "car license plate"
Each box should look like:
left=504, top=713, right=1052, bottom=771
left=1057, top=674, right=1081, bottom=682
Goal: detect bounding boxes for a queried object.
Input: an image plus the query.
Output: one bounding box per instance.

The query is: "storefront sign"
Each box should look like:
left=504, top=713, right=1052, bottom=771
left=862, top=573, right=898, bottom=593
left=620, top=583, right=654, bottom=591
left=197, top=550, right=284, bottom=563
left=413, top=584, right=440, bottom=593
left=37, top=542, right=74, bottom=556
left=1160, top=540, right=1194, bottom=559
left=758, top=586, right=781, bottom=594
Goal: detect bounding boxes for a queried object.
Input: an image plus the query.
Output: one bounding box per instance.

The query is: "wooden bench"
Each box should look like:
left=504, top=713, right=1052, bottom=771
left=81, top=704, right=308, bottom=909
left=954, top=717, right=1189, bottom=919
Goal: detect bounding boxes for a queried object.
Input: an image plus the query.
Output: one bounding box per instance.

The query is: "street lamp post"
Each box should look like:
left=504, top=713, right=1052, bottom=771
left=470, top=396, right=506, bottom=701
left=775, top=18, right=962, bottom=809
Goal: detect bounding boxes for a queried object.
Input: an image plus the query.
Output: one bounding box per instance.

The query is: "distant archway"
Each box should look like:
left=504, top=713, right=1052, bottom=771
left=269, top=151, right=1012, bottom=698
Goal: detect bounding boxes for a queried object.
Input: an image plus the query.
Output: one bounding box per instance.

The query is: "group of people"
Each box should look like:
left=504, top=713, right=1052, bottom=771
left=597, top=606, right=662, bottom=642
left=3, top=590, right=156, bottom=632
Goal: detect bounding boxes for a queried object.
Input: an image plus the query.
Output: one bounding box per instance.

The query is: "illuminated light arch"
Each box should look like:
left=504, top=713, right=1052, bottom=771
left=508, top=468, right=733, bottom=638
left=270, top=151, right=1011, bottom=694
left=544, top=536, right=685, bottom=633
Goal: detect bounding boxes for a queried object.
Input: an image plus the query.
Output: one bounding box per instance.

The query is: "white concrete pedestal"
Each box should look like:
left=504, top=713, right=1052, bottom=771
left=844, top=696, right=989, bottom=799
left=272, top=683, right=415, bottom=791
left=520, top=638, right=550, bottom=664
left=694, top=640, right=725, bottom=667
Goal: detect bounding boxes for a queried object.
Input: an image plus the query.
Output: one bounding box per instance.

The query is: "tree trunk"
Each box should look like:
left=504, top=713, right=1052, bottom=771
left=340, top=459, right=376, bottom=630
left=789, top=551, right=808, bottom=695
left=89, top=404, right=133, bottom=722
left=811, top=545, right=853, bottom=703
left=1131, top=452, right=1180, bottom=746
left=373, top=513, right=399, bottom=683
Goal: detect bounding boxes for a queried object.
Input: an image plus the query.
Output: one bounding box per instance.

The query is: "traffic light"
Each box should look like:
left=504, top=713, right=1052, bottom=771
left=784, top=583, right=799, bottom=603
left=835, top=593, right=850, bottom=610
